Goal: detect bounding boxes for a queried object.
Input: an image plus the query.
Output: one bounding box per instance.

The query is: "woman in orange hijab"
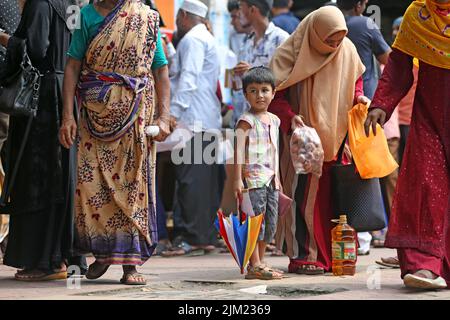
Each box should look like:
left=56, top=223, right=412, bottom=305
left=269, top=6, right=367, bottom=274
left=366, top=0, right=450, bottom=290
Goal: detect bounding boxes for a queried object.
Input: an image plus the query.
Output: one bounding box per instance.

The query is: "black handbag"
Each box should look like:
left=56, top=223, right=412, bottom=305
left=0, top=38, right=41, bottom=118
left=0, top=38, right=40, bottom=210
left=331, top=135, right=387, bottom=232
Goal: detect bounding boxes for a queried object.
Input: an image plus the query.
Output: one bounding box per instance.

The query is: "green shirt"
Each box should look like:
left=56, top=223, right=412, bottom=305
left=68, top=4, right=168, bottom=70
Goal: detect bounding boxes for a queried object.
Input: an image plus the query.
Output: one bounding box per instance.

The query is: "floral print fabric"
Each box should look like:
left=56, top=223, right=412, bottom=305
left=75, top=0, right=159, bottom=265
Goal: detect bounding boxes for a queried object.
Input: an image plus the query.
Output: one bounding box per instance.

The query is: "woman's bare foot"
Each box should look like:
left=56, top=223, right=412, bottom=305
left=121, top=265, right=146, bottom=285
left=296, top=264, right=325, bottom=275
left=413, top=269, right=438, bottom=280
left=403, top=269, right=447, bottom=290
left=260, top=263, right=285, bottom=275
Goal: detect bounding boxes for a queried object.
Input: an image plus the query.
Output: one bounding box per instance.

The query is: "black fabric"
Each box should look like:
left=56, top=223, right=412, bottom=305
left=172, top=133, right=225, bottom=246
left=292, top=173, right=310, bottom=260
left=399, top=124, right=410, bottom=166
left=0, top=0, right=20, bottom=34
left=3, top=0, right=73, bottom=214
left=48, top=0, right=75, bottom=22
left=4, top=203, right=69, bottom=270
left=0, top=36, right=26, bottom=82
left=1, top=0, right=80, bottom=271
left=331, top=163, right=386, bottom=232
left=0, top=0, right=21, bottom=63
left=0, top=112, right=8, bottom=152
left=330, top=135, right=386, bottom=232
left=0, top=37, right=41, bottom=118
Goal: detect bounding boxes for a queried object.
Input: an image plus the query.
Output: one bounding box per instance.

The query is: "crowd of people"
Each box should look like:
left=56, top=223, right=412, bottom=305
left=0, top=0, right=448, bottom=291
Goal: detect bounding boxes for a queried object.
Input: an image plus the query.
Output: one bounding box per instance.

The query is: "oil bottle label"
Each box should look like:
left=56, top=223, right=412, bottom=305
left=332, top=241, right=356, bottom=260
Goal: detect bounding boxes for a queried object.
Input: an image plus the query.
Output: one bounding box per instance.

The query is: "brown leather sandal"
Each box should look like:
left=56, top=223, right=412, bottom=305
left=375, top=256, right=400, bottom=269
left=85, top=261, right=110, bottom=280
left=120, top=272, right=147, bottom=285
left=245, top=265, right=283, bottom=280
left=15, top=269, right=67, bottom=281
left=296, top=264, right=325, bottom=275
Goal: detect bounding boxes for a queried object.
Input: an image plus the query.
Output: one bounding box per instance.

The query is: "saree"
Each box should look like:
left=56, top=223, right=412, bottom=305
left=75, top=0, right=160, bottom=265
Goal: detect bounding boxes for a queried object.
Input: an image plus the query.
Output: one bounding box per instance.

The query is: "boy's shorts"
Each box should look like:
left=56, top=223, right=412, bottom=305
left=248, top=183, right=279, bottom=243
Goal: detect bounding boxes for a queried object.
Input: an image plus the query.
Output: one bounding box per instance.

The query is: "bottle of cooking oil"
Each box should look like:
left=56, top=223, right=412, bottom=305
left=331, top=215, right=357, bottom=276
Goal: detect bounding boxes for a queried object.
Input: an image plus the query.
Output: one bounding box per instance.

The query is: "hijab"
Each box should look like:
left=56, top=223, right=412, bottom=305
left=393, top=0, right=450, bottom=70
left=270, top=6, right=365, bottom=161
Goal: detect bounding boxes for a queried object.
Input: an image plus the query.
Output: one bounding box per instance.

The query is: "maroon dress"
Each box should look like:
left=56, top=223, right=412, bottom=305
left=269, top=77, right=364, bottom=272
left=371, top=48, right=450, bottom=283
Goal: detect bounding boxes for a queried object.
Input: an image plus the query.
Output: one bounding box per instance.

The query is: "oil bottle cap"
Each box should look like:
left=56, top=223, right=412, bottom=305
left=331, top=215, right=348, bottom=224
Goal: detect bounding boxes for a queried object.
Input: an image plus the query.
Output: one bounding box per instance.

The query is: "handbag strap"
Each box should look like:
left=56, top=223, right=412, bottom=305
left=0, top=114, right=34, bottom=208
left=336, top=133, right=349, bottom=164
left=31, top=76, right=40, bottom=116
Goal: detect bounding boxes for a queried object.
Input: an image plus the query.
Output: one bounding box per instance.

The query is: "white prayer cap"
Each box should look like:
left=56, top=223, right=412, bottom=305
left=180, top=0, right=209, bottom=18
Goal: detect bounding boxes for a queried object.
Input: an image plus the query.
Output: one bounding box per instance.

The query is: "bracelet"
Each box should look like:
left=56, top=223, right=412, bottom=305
left=62, top=118, right=75, bottom=123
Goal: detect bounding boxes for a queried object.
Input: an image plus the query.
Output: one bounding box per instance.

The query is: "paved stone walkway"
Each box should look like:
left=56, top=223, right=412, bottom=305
left=0, top=248, right=449, bottom=300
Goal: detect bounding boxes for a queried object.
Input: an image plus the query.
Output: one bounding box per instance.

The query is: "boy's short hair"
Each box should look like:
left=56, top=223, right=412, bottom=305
left=242, top=66, right=276, bottom=93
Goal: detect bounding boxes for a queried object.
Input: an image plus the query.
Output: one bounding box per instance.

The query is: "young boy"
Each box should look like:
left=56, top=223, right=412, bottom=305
left=234, top=67, right=283, bottom=280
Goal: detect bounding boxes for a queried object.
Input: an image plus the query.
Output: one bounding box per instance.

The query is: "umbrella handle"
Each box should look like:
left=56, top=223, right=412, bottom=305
left=237, top=195, right=245, bottom=222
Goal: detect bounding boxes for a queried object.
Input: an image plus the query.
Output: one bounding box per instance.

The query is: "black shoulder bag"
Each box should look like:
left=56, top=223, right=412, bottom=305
left=330, top=135, right=387, bottom=232
left=0, top=38, right=41, bottom=209
left=0, top=38, right=41, bottom=117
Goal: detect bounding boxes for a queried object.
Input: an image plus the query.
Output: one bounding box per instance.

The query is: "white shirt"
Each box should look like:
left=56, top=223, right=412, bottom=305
left=170, top=23, right=222, bottom=132
left=232, top=22, right=289, bottom=127
left=238, top=22, right=289, bottom=69
left=229, top=27, right=247, bottom=56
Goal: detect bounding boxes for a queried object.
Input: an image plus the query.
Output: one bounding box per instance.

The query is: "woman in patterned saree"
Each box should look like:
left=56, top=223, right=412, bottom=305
left=60, top=0, right=170, bottom=285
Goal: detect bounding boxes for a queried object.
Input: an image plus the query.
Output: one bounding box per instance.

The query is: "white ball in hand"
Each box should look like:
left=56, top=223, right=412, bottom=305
left=145, top=126, right=160, bottom=137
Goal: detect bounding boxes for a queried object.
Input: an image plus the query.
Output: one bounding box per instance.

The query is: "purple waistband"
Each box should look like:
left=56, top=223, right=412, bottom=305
left=78, top=71, right=149, bottom=104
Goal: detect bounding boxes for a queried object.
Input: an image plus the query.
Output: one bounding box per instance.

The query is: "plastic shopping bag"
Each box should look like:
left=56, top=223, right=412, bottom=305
left=348, top=103, right=398, bottom=179
left=290, top=120, right=324, bottom=177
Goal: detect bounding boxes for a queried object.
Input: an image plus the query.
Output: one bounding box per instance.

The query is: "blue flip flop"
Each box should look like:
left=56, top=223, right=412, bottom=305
left=161, top=241, right=205, bottom=257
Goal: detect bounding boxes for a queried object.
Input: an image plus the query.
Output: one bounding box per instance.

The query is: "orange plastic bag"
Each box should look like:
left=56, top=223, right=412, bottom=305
left=348, top=103, right=398, bottom=179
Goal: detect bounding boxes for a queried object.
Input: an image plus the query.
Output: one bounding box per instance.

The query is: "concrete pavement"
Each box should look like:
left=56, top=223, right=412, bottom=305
left=0, top=247, right=449, bottom=300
